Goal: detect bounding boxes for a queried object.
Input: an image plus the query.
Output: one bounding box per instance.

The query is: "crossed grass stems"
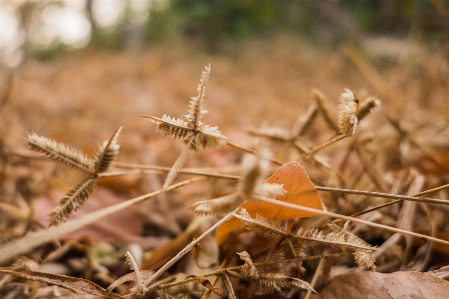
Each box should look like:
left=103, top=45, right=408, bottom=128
left=22, top=64, right=449, bottom=297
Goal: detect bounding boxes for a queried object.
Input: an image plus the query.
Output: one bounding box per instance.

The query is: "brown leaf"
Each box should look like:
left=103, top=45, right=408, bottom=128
left=141, top=216, right=202, bottom=270
left=311, top=271, right=449, bottom=299
left=216, top=161, right=324, bottom=244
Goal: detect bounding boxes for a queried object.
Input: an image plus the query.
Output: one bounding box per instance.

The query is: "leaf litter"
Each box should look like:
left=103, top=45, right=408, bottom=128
left=1, top=36, right=449, bottom=298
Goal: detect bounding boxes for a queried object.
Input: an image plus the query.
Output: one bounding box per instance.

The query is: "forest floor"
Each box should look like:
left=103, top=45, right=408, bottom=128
left=1, top=34, right=449, bottom=298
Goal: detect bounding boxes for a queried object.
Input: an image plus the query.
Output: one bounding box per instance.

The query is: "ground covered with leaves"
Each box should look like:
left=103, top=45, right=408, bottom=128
left=1, top=35, right=449, bottom=298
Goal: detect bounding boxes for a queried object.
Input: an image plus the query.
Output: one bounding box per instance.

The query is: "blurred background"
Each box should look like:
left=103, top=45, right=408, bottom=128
left=1, top=0, right=448, bottom=65
left=1, top=0, right=449, bottom=173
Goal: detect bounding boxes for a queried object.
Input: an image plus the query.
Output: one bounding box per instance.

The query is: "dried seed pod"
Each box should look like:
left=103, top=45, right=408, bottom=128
left=338, top=89, right=359, bottom=136
left=358, top=96, right=380, bottom=122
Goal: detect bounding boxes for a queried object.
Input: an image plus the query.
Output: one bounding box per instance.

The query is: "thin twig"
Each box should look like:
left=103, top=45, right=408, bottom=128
left=315, top=186, right=449, bottom=206
left=226, top=141, right=283, bottom=166
left=298, top=135, right=347, bottom=161
left=144, top=209, right=239, bottom=290
left=163, top=135, right=194, bottom=189
left=200, top=257, right=231, bottom=299
left=148, top=253, right=350, bottom=292
left=304, top=249, right=329, bottom=299
left=111, top=162, right=241, bottom=180
left=0, top=177, right=206, bottom=265
left=253, top=195, right=449, bottom=247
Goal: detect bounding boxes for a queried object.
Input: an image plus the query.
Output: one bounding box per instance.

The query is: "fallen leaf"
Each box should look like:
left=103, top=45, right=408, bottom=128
left=142, top=216, right=203, bottom=270
left=311, top=271, right=449, bottom=299
left=216, top=161, right=324, bottom=244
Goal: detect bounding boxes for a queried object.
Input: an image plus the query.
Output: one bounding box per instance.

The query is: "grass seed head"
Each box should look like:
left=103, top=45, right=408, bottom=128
left=338, top=89, right=359, bottom=136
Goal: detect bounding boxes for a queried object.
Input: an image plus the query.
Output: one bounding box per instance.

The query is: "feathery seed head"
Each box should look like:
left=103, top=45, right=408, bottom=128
left=357, top=97, right=381, bottom=121
left=353, top=250, right=376, bottom=269
left=338, top=89, right=359, bottom=136
left=238, top=150, right=271, bottom=200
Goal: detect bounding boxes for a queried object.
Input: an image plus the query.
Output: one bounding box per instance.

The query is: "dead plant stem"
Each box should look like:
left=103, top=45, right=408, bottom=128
left=149, top=253, right=350, bottom=292
left=110, top=162, right=241, bottom=179
left=144, top=209, right=238, bottom=290
left=225, top=141, right=282, bottom=165
left=315, top=186, right=449, bottom=206
left=253, top=195, right=449, bottom=247
left=0, top=177, right=206, bottom=265
left=298, top=134, right=347, bottom=161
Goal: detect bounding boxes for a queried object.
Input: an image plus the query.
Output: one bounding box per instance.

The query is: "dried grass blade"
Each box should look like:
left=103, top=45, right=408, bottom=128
left=162, top=136, right=194, bottom=189
left=0, top=267, right=119, bottom=297
left=48, top=178, right=96, bottom=226
left=311, top=89, right=339, bottom=131
left=247, top=126, right=291, bottom=141
left=355, top=147, right=389, bottom=192
left=253, top=194, right=449, bottom=247
left=291, top=104, right=319, bottom=138
left=94, top=123, right=123, bottom=173
left=0, top=177, right=205, bottom=265
left=26, top=133, right=94, bottom=174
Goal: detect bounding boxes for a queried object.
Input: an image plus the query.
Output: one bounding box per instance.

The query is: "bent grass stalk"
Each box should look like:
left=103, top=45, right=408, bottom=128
left=253, top=195, right=449, bottom=247
left=0, top=177, right=206, bottom=265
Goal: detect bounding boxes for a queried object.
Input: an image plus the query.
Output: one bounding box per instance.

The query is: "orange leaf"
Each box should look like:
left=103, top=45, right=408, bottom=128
left=216, top=161, right=324, bottom=244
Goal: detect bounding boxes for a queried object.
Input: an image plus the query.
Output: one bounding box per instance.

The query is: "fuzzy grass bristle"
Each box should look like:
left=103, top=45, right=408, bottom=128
left=26, top=133, right=95, bottom=174
left=358, top=96, right=381, bottom=121
left=94, top=123, right=123, bottom=173
left=338, top=88, right=359, bottom=136
left=185, top=63, right=211, bottom=129
left=238, top=251, right=259, bottom=279
left=48, top=178, right=96, bottom=226
left=189, top=194, right=241, bottom=215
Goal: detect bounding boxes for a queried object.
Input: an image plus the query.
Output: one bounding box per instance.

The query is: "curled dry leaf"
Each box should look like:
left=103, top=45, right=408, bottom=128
left=311, top=271, right=449, bottom=299
left=215, top=161, right=324, bottom=244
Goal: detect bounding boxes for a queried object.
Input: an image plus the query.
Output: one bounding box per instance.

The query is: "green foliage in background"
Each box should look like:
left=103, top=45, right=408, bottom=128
left=10, top=0, right=449, bottom=59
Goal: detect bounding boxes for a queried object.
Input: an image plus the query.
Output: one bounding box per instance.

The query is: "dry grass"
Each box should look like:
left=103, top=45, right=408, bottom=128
left=1, top=34, right=449, bottom=298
